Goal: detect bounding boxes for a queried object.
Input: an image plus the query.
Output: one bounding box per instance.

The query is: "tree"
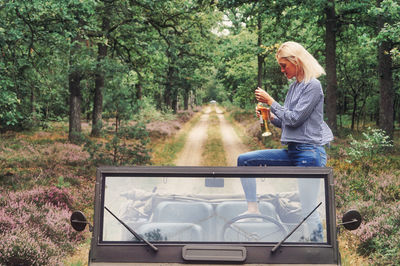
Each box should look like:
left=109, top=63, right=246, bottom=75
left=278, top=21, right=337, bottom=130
left=325, top=0, right=338, bottom=134
left=375, top=0, right=400, bottom=138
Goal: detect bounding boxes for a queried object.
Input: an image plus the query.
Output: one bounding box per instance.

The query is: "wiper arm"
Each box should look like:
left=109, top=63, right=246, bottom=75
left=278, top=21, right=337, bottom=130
left=271, top=202, right=322, bottom=253
left=104, top=206, right=158, bottom=252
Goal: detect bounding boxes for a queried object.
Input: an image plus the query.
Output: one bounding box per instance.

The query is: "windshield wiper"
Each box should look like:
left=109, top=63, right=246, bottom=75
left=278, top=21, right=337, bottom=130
left=104, top=206, right=158, bottom=252
left=271, top=202, right=322, bottom=253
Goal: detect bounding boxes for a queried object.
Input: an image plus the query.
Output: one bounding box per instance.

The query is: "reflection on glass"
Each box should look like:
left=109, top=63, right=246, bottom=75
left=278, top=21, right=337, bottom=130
left=102, top=176, right=326, bottom=243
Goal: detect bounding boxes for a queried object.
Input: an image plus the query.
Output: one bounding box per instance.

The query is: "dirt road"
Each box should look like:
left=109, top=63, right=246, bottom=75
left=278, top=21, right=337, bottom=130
left=175, top=105, right=250, bottom=166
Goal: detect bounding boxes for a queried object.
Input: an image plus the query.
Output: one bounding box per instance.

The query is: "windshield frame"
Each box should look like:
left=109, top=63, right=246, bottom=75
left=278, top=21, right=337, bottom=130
left=89, top=166, right=338, bottom=265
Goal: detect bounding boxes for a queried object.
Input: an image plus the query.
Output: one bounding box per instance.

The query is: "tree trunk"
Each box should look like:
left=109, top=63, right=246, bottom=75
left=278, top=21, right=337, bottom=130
left=351, top=94, right=357, bottom=131
left=172, top=91, right=178, bottom=113
left=183, top=86, right=189, bottom=110
left=325, top=0, right=338, bottom=134
left=257, top=15, right=263, bottom=88
left=69, top=70, right=82, bottom=142
left=91, top=42, right=107, bottom=137
left=377, top=0, right=394, bottom=138
left=377, top=39, right=394, bottom=138
left=30, top=86, right=37, bottom=122
left=136, top=83, right=142, bottom=101
left=165, top=63, right=174, bottom=111
left=91, top=14, right=109, bottom=137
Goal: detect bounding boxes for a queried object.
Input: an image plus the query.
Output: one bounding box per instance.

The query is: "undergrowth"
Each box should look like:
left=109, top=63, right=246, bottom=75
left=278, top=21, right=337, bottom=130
left=0, top=105, right=197, bottom=265
left=150, top=110, right=201, bottom=165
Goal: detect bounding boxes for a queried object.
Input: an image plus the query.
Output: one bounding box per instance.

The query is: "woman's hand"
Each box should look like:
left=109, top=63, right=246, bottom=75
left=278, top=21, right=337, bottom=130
left=255, top=106, right=261, bottom=118
left=255, top=87, right=275, bottom=106
left=269, top=110, right=275, bottom=121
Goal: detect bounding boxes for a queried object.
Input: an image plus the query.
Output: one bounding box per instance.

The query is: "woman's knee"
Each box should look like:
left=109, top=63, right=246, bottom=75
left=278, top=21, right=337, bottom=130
left=237, top=154, right=247, bottom=166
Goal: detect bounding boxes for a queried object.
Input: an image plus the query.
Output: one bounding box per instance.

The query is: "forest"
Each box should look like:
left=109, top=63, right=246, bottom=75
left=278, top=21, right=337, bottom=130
left=0, top=0, right=399, bottom=265
left=0, top=0, right=399, bottom=138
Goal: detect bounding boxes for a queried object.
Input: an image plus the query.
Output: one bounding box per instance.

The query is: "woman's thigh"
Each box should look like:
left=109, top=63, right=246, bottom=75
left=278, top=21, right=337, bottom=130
left=237, top=149, right=293, bottom=166
left=288, top=143, right=326, bottom=167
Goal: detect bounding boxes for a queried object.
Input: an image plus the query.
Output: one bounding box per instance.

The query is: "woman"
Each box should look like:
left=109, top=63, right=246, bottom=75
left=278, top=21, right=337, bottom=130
left=237, top=41, right=333, bottom=241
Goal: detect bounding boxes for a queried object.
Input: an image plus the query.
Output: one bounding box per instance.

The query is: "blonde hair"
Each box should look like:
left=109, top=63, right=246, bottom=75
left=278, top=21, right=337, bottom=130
left=276, top=41, right=325, bottom=83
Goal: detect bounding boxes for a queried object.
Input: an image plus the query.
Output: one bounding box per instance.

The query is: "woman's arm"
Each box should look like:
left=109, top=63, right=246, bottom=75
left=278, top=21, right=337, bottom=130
left=271, top=81, right=322, bottom=128
left=270, top=112, right=282, bottom=128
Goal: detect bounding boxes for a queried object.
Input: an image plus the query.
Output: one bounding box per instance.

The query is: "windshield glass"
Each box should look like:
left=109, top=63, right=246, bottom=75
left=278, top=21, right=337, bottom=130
left=102, top=176, right=327, bottom=243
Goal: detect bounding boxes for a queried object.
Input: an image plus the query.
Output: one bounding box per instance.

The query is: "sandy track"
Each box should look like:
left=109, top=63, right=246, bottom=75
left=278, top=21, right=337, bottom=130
left=174, top=105, right=249, bottom=166
left=174, top=106, right=211, bottom=166
left=216, top=106, right=250, bottom=166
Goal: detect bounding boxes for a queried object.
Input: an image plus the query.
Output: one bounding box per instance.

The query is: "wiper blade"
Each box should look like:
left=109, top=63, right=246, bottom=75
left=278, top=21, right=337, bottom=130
left=271, top=202, right=322, bottom=253
left=104, top=206, right=158, bottom=252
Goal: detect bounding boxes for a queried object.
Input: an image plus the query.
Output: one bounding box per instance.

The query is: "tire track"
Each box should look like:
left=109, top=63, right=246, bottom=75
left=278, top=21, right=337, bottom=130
left=174, top=106, right=211, bottom=166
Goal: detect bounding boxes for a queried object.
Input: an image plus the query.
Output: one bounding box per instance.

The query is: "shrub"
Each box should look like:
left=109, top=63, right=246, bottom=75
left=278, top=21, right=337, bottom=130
left=0, top=187, right=84, bottom=265
left=0, top=227, right=60, bottom=266
left=7, top=186, right=75, bottom=210
left=354, top=202, right=400, bottom=265
left=84, top=122, right=151, bottom=166
left=333, top=129, right=400, bottom=265
left=40, top=143, right=90, bottom=167
left=345, top=127, right=393, bottom=164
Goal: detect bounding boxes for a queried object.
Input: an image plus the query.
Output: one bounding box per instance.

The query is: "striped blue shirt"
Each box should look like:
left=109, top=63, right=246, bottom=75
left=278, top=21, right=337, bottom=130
left=270, top=78, right=333, bottom=145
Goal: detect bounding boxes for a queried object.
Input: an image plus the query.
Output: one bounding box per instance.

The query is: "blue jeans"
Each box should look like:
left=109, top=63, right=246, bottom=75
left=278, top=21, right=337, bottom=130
left=238, top=143, right=327, bottom=224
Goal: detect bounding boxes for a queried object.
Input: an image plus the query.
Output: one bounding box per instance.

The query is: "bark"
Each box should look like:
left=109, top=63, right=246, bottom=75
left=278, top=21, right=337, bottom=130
left=172, top=90, right=178, bottom=113
left=183, top=87, right=189, bottom=110
left=257, top=15, right=263, bottom=88
left=136, top=83, right=142, bottom=101
left=325, top=0, right=338, bottom=134
left=30, top=86, right=37, bottom=121
left=91, top=15, right=110, bottom=137
left=165, top=63, right=174, bottom=111
left=377, top=39, right=394, bottom=138
left=68, top=70, right=82, bottom=142
left=91, top=42, right=107, bottom=137
left=377, top=0, right=394, bottom=138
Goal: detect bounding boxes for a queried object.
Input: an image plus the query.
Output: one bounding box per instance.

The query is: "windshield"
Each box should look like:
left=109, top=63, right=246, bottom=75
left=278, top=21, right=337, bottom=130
left=101, top=175, right=327, bottom=244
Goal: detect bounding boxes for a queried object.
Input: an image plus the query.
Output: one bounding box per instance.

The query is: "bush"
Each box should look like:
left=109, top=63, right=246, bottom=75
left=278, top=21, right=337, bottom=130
left=5, top=186, right=75, bottom=210
left=333, top=127, right=400, bottom=265
left=84, top=122, right=151, bottom=166
left=345, top=127, right=393, bottom=164
left=0, top=228, right=60, bottom=266
left=354, top=202, right=400, bottom=265
left=0, top=187, right=84, bottom=265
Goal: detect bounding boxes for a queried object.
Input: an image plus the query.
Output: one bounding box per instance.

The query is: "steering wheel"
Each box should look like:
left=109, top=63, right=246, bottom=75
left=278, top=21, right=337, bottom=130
left=221, top=214, right=288, bottom=242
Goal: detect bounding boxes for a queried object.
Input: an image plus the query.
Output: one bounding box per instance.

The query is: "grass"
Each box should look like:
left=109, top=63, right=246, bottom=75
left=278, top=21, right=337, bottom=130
left=224, top=110, right=262, bottom=151
left=201, top=106, right=227, bottom=166
left=150, top=110, right=202, bottom=165
left=63, top=233, right=91, bottom=266
left=339, top=231, right=371, bottom=266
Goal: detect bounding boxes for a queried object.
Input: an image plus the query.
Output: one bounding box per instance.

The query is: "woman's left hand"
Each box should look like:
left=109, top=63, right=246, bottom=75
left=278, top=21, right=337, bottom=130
left=255, top=87, right=275, bottom=106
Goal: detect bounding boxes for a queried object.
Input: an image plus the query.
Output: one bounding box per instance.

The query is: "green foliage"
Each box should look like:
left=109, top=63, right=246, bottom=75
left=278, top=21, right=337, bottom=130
left=0, top=88, right=21, bottom=129
left=0, top=1, right=400, bottom=263
left=56, top=176, right=71, bottom=189
left=345, top=127, right=393, bottom=163
left=84, top=123, right=151, bottom=166
left=332, top=130, right=400, bottom=264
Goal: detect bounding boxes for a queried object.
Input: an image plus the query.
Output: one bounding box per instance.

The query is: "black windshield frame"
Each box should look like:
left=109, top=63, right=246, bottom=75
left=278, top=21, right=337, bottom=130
left=89, top=166, right=338, bottom=265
